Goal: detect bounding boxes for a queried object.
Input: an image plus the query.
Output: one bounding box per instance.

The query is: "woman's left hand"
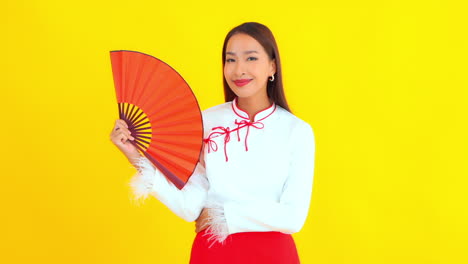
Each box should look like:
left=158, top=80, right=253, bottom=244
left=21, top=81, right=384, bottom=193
left=195, top=208, right=210, bottom=233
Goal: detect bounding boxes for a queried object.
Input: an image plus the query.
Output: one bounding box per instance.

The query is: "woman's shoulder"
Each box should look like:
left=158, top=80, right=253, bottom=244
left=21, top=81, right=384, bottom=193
left=201, top=101, right=232, bottom=119
left=274, top=106, right=315, bottom=147
left=275, top=105, right=313, bottom=132
left=201, top=101, right=233, bottom=125
left=202, top=101, right=231, bottom=115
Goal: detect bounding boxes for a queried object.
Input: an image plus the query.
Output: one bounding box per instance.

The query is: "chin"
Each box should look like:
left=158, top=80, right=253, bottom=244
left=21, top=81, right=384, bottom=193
left=230, top=90, right=255, bottom=99
left=228, top=85, right=259, bottom=99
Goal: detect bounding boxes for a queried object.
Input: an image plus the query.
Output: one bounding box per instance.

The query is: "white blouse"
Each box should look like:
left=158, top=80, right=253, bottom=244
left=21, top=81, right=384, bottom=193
left=129, top=98, right=315, bottom=245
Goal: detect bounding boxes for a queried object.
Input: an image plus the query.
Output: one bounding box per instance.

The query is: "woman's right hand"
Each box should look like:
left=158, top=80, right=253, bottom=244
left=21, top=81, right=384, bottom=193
left=110, top=119, right=141, bottom=163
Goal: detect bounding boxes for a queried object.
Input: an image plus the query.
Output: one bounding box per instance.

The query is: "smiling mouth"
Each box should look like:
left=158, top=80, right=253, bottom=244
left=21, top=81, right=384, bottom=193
left=233, top=79, right=252, bottom=87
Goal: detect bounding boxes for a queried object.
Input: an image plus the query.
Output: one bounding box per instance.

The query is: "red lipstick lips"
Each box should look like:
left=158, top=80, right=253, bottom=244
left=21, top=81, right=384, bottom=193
left=233, top=79, right=252, bottom=87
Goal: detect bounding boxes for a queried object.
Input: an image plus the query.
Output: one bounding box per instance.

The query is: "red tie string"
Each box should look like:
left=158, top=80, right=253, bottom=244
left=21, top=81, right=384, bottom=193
left=203, top=138, right=218, bottom=153
left=205, top=126, right=232, bottom=162
left=234, top=119, right=265, bottom=151
left=203, top=120, right=265, bottom=162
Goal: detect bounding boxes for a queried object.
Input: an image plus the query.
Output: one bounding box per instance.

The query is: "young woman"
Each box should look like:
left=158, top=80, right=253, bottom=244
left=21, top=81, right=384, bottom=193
left=110, top=22, right=315, bottom=264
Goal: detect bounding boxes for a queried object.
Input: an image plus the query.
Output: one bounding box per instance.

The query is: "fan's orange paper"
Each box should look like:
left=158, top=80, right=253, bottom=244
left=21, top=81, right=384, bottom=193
left=110, top=50, right=203, bottom=190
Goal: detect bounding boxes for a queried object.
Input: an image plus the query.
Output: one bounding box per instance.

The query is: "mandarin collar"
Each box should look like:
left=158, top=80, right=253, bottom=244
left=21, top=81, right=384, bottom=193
left=231, top=97, right=277, bottom=122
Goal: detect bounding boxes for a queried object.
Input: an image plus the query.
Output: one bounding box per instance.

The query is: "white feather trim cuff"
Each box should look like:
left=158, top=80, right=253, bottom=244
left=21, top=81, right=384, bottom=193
left=203, top=200, right=230, bottom=247
left=128, top=156, right=156, bottom=205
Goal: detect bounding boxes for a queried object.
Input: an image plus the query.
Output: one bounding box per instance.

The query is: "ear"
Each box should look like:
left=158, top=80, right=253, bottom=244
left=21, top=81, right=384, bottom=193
left=269, top=59, right=276, bottom=76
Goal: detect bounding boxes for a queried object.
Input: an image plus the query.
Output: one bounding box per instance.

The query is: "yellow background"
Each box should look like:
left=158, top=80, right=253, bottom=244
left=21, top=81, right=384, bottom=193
left=2, top=0, right=467, bottom=263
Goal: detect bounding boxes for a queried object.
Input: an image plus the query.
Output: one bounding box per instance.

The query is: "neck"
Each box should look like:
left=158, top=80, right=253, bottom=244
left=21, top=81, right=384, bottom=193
left=236, top=95, right=272, bottom=122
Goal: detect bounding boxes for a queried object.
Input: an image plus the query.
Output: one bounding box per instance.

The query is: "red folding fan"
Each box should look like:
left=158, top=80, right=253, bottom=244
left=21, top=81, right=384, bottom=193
left=110, top=50, right=203, bottom=190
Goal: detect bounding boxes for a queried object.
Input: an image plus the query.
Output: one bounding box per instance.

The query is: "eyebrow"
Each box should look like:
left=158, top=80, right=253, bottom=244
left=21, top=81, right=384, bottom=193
left=226, top=50, right=259, bottom=56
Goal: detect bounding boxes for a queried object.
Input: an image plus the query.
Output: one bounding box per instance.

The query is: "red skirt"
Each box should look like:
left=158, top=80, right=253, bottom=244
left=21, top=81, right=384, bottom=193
left=190, top=228, right=300, bottom=264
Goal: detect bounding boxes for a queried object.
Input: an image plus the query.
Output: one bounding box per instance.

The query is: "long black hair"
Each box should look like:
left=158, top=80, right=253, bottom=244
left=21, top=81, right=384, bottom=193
left=221, top=22, right=291, bottom=112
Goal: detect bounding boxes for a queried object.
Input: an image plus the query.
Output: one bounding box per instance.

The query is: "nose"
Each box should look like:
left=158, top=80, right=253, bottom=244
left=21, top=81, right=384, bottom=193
left=234, top=60, right=246, bottom=78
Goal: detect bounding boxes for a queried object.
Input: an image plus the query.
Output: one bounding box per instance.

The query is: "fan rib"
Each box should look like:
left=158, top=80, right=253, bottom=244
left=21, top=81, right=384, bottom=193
left=133, top=128, right=152, bottom=133
left=149, top=151, right=193, bottom=177
left=149, top=117, right=202, bottom=130
left=131, top=115, right=149, bottom=128
left=134, top=139, right=148, bottom=150
left=153, top=131, right=202, bottom=136
left=135, top=135, right=151, bottom=140
left=134, top=138, right=151, bottom=146
left=118, top=103, right=123, bottom=119
left=142, top=151, right=185, bottom=190
left=150, top=144, right=198, bottom=163
left=149, top=137, right=202, bottom=149
left=133, top=120, right=150, bottom=130
left=143, top=94, right=188, bottom=119
left=126, top=104, right=138, bottom=124
left=133, top=57, right=162, bottom=108
left=129, top=108, right=145, bottom=125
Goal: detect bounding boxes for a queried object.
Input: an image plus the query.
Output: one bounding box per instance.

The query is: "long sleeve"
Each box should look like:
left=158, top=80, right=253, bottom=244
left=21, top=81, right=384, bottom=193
left=205, top=123, right=315, bottom=242
left=129, top=156, right=209, bottom=222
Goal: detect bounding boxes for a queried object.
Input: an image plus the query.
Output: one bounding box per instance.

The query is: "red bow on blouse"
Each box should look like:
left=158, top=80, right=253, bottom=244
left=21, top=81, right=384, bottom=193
left=203, top=119, right=265, bottom=162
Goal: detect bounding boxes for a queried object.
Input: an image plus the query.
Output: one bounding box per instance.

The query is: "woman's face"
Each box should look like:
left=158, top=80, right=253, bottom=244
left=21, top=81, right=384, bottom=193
left=224, top=33, right=276, bottom=100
